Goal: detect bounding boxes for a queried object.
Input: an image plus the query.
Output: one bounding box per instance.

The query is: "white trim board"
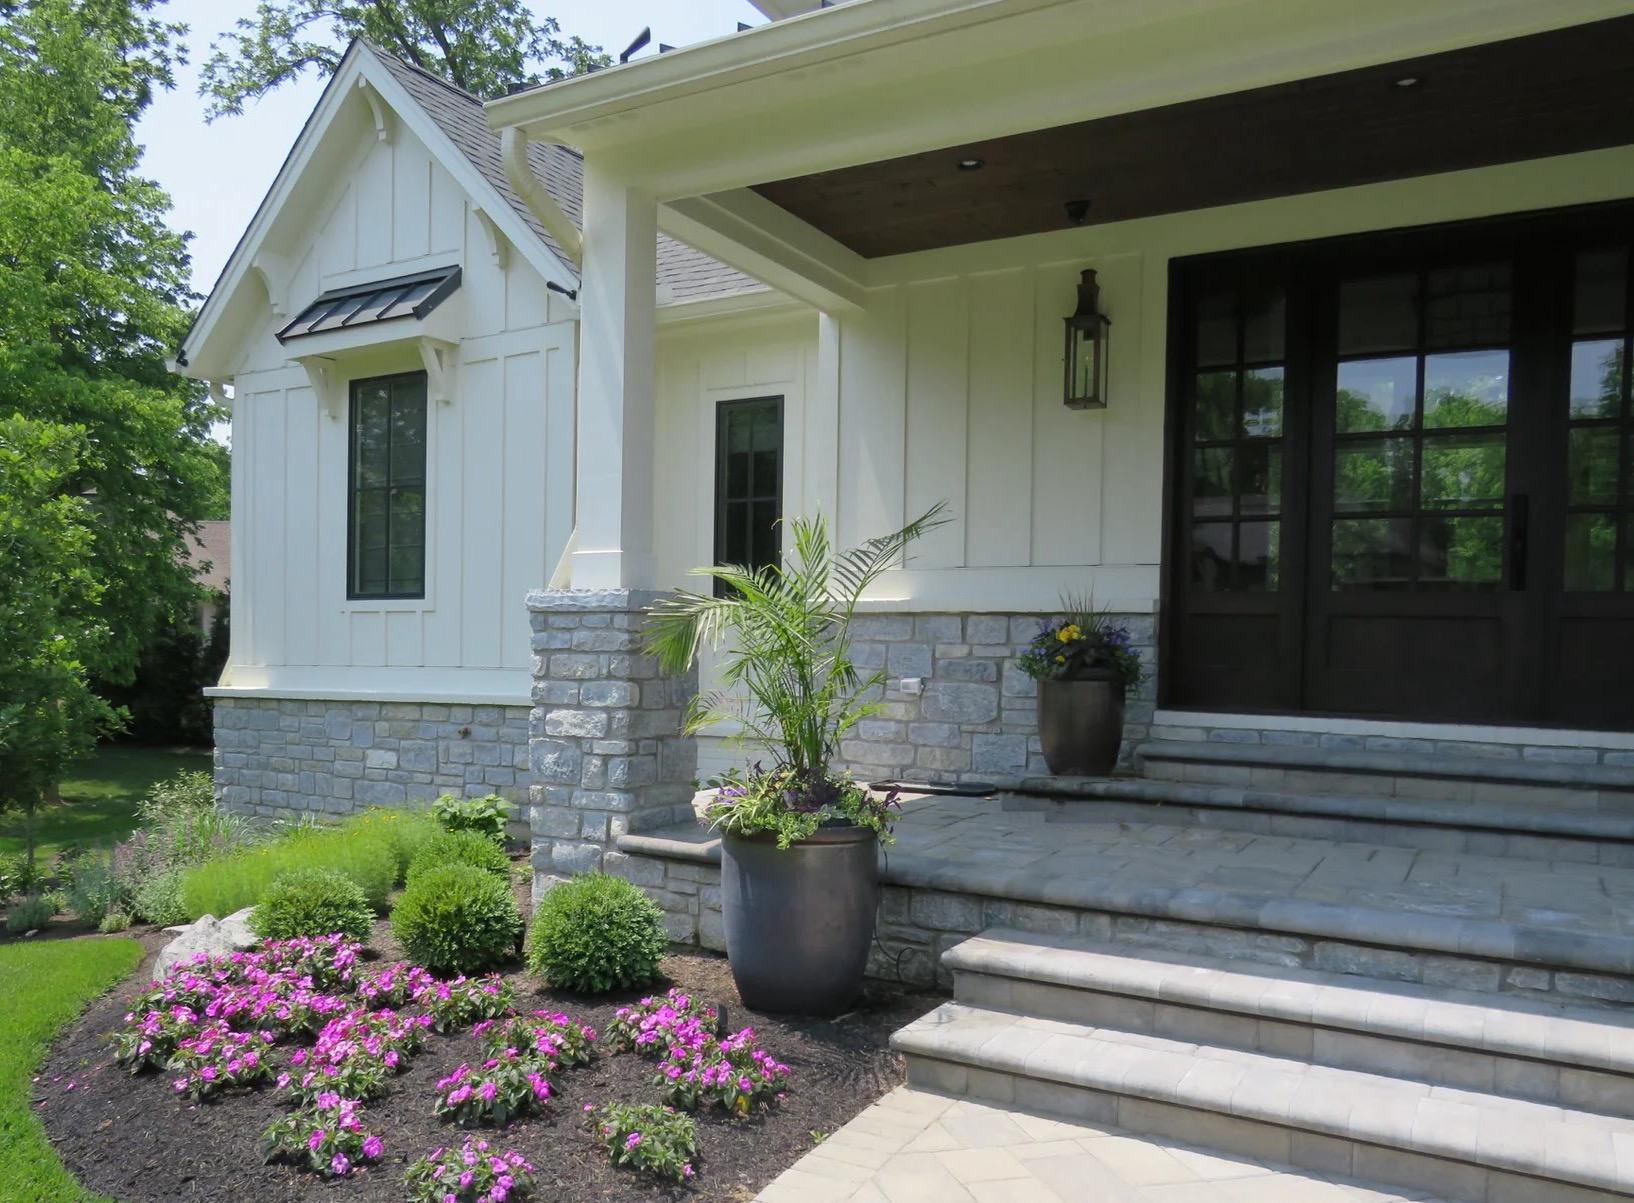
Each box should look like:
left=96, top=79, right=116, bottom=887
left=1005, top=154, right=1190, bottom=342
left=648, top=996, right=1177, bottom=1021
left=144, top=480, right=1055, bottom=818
left=1152, top=709, right=1634, bottom=753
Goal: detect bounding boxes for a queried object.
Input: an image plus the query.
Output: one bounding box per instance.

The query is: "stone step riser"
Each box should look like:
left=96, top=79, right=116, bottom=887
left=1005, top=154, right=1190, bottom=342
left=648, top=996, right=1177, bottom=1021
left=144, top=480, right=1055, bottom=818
left=903, top=1053, right=1619, bottom=1203
left=1141, top=758, right=1634, bottom=816
left=1033, top=797, right=1634, bottom=866
left=954, top=968, right=1634, bottom=1120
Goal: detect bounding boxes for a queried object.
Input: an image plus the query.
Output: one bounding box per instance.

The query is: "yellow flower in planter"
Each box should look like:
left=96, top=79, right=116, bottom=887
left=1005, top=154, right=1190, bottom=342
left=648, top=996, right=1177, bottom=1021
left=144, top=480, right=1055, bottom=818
left=1058, top=624, right=1081, bottom=643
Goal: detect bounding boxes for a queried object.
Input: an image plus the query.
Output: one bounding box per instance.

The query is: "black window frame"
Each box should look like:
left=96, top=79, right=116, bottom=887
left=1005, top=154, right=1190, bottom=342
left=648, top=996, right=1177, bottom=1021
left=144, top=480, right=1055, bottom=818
left=347, top=370, right=428, bottom=601
left=713, top=396, right=784, bottom=595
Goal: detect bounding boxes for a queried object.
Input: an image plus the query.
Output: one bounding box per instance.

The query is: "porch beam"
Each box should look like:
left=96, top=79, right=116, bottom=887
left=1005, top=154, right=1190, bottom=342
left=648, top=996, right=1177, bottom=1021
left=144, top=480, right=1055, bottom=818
left=572, top=160, right=658, bottom=591
left=662, top=190, right=868, bottom=313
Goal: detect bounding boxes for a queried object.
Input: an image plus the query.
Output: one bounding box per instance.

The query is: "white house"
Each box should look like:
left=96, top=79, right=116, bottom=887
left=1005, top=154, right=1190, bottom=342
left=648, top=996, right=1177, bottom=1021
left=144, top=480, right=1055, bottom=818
left=180, top=0, right=1634, bottom=841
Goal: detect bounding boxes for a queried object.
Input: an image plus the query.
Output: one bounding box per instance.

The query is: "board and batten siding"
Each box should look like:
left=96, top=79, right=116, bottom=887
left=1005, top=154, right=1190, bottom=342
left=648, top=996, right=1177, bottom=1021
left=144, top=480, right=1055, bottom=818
left=222, top=125, right=575, bottom=702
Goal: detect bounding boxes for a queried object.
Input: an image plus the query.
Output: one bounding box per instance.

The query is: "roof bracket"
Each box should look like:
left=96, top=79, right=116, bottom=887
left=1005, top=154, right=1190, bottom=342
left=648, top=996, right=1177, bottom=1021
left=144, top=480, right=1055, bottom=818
left=474, top=207, right=511, bottom=269
left=207, top=379, right=234, bottom=414
left=500, top=126, right=582, bottom=267
left=251, top=252, right=291, bottom=318
left=294, top=355, right=344, bottom=420
left=418, top=337, right=457, bottom=405
left=357, top=76, right=394, bottom=144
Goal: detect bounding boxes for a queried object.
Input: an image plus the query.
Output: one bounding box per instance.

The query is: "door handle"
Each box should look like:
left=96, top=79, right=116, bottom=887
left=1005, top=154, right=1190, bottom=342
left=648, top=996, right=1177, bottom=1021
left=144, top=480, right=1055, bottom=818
left=1507, top=493, right=1529, bottom=591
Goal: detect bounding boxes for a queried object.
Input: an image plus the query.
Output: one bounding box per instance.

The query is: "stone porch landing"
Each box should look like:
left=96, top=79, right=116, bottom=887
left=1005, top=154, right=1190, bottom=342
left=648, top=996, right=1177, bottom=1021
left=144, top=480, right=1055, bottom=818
left=611, top=793, right=1634, bottom=1006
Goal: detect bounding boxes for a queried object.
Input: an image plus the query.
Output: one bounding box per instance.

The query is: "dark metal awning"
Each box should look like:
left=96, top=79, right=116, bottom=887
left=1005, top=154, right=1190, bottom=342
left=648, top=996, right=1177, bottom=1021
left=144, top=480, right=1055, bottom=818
left=275, top=265, right=462, bottom=342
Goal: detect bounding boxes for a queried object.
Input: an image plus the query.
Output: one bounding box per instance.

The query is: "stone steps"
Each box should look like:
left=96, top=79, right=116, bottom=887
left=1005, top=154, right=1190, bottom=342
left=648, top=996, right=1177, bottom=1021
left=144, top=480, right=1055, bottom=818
left=946, top=929, right=1634, bottom=1118
left=1005, top=776, right=1634, bottom=865
left=893, top=930, right=1634, bottom=1202
left=1135, top=740, right=1634, bottom=813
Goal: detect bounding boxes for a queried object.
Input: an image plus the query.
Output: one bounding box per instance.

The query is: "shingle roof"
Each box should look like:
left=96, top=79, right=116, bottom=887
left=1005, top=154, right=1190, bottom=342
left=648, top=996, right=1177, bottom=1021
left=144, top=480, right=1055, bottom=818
left=370, top=49, right=767, bottom=305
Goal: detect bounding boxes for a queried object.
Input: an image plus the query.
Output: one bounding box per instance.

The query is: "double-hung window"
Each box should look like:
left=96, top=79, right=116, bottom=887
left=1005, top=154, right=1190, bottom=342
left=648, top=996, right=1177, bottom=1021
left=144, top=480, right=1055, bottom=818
left=348, top=371, right=427, bottom=599
left=714, top=397, right=783, bottom=591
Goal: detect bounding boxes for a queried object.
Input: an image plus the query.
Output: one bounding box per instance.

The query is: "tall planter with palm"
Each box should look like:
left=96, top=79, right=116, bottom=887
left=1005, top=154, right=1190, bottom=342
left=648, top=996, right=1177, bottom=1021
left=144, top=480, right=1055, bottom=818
left=644, top=504, right=947, bottom=1016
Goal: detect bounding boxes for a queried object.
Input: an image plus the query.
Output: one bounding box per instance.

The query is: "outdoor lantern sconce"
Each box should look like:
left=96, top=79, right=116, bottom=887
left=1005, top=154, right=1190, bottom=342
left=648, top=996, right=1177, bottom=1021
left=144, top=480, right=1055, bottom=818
left=1064, top=268, right=1110, bottom=410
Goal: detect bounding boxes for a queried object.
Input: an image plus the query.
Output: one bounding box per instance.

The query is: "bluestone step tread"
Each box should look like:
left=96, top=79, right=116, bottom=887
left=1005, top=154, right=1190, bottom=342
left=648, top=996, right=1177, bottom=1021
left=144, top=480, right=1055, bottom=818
left=1013, top=775, right=1634, bottom=841
left=948, top=929, right=1634, bottom=1075
left=892, top=1002, right=1634, bottom=1195
left=1135, top=739, right=1634, bottom=791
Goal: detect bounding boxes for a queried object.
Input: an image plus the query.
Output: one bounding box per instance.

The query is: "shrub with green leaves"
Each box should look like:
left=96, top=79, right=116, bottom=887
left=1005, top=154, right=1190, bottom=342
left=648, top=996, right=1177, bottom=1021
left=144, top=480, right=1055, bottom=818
left=178, top=814, right=398, bottom=920
left=526, top=873, right=666, bottom=994
left=588, top=1102, right=698, bottom=1183
left=98, top=910, right=132, bottom=933
left=64, top=848, right=126, bottom=927
left=407, top=828, right=511, bottom=884
left=0, top=853, right=41, bottom=907
left=432, top=793, right=515, bottom=843
left=114, top=770, right=261, bottom=924
left=391, top=864, right=520, bottom=976
left=5, top=895, right=54, bottom=934
left=250, top=868, right=375, bottom=942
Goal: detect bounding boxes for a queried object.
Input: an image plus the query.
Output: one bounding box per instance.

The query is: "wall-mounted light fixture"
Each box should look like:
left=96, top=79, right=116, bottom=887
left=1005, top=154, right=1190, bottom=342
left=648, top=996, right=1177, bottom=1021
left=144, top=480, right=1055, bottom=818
left=1063, top=268, right=1110, bottom=410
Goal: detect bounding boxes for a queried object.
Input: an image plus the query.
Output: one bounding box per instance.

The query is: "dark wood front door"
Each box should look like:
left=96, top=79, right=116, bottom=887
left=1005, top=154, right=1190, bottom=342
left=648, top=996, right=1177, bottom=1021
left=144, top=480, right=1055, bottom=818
left=1165, top=203, right=1634, bottom=730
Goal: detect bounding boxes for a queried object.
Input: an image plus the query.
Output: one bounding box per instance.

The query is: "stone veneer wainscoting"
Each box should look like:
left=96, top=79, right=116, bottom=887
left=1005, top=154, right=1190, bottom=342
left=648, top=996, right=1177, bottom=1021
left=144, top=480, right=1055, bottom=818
left=213, top=697, right=530, bottom=819
left=823, top=609, right=1157, bottom=784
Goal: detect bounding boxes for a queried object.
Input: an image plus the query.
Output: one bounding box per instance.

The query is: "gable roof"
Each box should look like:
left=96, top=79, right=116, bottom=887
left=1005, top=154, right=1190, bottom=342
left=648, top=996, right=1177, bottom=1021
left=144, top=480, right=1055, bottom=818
left=370, top=50, right=764, bottom=305
left=179, top=42, right=768, bottom=379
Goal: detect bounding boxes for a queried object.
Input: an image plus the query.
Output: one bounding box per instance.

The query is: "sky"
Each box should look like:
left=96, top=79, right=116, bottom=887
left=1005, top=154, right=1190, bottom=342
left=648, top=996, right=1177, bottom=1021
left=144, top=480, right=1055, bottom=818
left=134, top=0, right=764, bottom=298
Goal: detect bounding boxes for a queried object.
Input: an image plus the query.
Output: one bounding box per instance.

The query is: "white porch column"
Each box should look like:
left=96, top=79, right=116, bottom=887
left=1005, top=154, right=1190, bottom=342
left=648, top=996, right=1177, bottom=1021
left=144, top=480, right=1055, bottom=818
left=572, top=159, right=658, bottom=589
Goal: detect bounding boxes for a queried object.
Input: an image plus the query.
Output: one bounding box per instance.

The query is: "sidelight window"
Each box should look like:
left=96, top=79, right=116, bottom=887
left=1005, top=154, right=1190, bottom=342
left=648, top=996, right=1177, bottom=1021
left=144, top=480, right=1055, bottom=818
left=1564, top=248, right=1634, bottom=592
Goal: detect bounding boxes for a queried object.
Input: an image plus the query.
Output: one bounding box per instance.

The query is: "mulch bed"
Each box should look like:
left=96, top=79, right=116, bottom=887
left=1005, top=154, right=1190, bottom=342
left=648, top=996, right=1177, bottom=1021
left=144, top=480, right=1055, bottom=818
left=36, top=926, right=942, bottom=1203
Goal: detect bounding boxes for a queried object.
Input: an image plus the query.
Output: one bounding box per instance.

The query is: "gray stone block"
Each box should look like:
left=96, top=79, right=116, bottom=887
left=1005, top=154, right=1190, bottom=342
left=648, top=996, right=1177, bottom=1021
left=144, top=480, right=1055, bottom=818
left=886, top=641, right=934, bottom=679
left=965, top=615, right=1012, bottom=645
left=972, top=733, right=1028, bottom=773
left=920, top=681, right=999, bottom=724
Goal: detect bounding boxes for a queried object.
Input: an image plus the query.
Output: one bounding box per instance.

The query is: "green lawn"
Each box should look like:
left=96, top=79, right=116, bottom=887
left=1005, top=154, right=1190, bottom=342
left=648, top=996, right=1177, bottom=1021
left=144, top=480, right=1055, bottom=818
left=0, top=746, right=212, bottom=861
left=0, top=938, right=142, bottom=1203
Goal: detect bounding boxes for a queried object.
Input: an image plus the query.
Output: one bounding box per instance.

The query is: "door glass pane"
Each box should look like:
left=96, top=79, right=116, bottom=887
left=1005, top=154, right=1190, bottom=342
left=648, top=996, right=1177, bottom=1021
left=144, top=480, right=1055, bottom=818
left=1332, top=518, right=1412, bottom=590
left=1339, top=275, right=1417, bottom=356
left=1423, top=351, right=1508, bottom=428
left=1242, top=368, right=1283, bottom=438
left=1192, top=447, right=1234, bottom=517
left=1571, top=339, right=1625, bottom=418
left=1194, top=371, right=1236, bottom=441
left=1242, top=290, right=1286, bottom=363
left=1568, top=427, right=1621, bottom=506
left=1336, top=358, right=1416, bottom=433
left=1334, top=437, right=1413, bottom=512
left=1239, top=444, right=1281, bottom=514
left=1419, top=516, right=1503, bottom=589
left=1575, top=248, right=1628, bottom=336
left=1424, top=263, right=1511, bottom=349
left=1236, top=520, right=1279, bottom=591
left=1195, top=294, right=1237, bottom=367
left=1190, top=522, right=1232, bottom=591
left=1421, top=433, right=1506, bottom=510
left=1565, top=513, right=1617, bottom=591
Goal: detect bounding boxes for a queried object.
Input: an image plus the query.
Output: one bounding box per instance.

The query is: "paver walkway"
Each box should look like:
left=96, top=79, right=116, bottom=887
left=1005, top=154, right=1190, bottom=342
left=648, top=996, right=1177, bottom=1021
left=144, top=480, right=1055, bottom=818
left=887, top=794, right=1634, bottom=945
left=754, top=1087, right=1452, bottom=1203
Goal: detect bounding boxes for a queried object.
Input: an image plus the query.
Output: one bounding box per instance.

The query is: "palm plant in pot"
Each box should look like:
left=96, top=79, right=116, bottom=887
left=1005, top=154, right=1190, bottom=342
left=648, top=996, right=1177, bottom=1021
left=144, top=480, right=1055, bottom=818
left=1018, top=595, right=1144, bottom=777
left=644, top=504, right=947, bottom=1016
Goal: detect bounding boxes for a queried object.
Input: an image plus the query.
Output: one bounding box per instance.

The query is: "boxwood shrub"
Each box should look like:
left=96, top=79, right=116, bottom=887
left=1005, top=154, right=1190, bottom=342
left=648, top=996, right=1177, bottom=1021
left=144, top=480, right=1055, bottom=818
left=526, top=872, right=667, bottom=994
left=249, top=868, right=376, bottom=942
left=390, top=864, right=521, bottom=976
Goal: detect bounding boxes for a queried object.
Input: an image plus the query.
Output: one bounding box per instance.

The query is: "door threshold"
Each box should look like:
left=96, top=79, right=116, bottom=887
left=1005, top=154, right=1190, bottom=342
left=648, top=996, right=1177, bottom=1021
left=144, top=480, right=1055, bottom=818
left=1152, top=709, right=1634, bottom=752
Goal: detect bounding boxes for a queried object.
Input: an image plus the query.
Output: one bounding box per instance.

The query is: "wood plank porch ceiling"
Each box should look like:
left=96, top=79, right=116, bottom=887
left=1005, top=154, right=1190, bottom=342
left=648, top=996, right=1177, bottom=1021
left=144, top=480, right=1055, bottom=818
left=752, top=15, right=1634, bottom=259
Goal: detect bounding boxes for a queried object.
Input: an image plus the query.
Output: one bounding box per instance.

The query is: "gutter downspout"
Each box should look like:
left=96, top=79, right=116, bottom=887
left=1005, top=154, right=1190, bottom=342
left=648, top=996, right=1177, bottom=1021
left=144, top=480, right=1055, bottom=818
left=502, top=124, right=584, bottom=586
left=501, top=126, right=583, bottom=267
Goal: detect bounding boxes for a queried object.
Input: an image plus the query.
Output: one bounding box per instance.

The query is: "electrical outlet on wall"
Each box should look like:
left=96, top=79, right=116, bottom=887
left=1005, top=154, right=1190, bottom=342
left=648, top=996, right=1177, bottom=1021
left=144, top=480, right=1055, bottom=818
left=900, top=677, right=925, bottom=695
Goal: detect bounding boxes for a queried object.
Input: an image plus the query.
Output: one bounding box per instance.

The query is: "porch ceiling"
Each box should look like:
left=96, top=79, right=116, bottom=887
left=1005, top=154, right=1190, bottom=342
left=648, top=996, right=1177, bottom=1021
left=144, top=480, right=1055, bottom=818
left=753, top=14, right=1634, bottom=258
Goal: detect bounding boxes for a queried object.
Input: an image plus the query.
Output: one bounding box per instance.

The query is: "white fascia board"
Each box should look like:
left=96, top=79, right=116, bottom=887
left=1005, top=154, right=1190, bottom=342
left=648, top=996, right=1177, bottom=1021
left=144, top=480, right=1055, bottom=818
left=180, top=44, right=575, bottom=380
left=657, top=288, right=808, bottom=330
left=356, top=57, right=577, bottom=296
left=484, top=0, right=1063, bottom=139
left=661, top=190, right=868, bottom=313
left=180, top=44, right=372, bottom=379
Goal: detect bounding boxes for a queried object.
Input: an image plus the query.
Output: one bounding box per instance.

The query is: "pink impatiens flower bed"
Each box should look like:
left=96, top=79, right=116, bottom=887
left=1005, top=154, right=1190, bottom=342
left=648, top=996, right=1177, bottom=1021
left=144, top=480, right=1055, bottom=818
left=111, top=937, right=795, bottom=1197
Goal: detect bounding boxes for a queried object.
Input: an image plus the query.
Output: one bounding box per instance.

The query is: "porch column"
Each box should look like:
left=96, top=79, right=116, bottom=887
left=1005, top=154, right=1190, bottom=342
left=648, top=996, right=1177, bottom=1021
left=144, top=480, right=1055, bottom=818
left=573, top=159, right=657, bottom=590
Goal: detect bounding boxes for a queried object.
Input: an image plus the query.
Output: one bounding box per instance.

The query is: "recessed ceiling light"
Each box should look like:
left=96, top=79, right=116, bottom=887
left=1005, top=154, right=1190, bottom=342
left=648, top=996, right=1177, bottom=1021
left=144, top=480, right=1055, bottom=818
left=957, top=157, right=985, bottom=171
left=1394, top=76, right=1421, bottom=88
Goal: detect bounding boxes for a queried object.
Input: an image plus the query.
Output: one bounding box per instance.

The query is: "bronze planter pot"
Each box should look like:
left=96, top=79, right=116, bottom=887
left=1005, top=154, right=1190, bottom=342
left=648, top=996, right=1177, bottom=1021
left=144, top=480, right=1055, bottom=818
left=1037, top=672, right=1126, bottom=776
left=720, top=824, right=880, bottom=1016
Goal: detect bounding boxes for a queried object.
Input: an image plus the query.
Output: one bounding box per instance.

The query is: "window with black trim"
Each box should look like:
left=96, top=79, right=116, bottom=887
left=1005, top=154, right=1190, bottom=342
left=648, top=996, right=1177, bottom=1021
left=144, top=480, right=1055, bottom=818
left=348, top=372, right=427, bottom=600
left=714, top=397, right=783, bottom=591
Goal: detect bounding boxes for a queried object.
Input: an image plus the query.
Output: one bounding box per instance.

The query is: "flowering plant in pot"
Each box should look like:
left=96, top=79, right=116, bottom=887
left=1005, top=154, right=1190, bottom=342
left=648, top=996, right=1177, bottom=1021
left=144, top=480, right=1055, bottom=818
left=1017, top=596, right=1143, bottom=777
left=644, top=503, right=947, bottom=1015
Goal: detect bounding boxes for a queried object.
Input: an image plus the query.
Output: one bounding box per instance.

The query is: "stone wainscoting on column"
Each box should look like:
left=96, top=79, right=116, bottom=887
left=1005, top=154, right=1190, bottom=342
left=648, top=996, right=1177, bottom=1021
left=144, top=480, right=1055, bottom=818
left=213, top=697, right=530, bottom=819
left=526, top=589, right=698, bottom=894
left=831, top=609, right=1156, bottom=784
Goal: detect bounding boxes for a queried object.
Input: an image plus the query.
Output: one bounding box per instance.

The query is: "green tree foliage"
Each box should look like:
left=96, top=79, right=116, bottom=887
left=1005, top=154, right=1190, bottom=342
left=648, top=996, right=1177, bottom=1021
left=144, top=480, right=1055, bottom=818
left=0, top=0, right=226, bottom=844
left=200, top=0, right=610, bottom=118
